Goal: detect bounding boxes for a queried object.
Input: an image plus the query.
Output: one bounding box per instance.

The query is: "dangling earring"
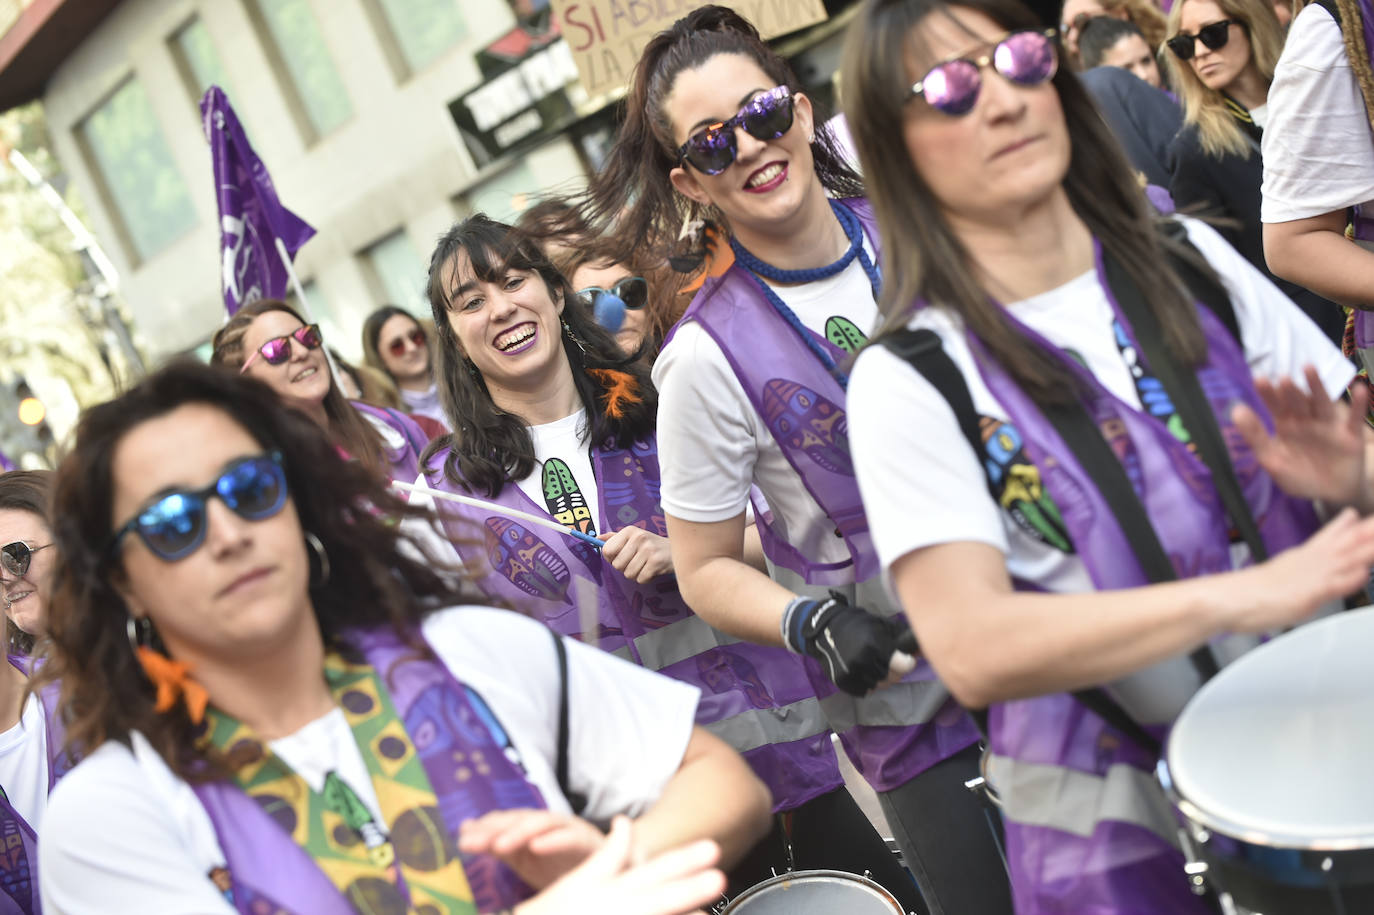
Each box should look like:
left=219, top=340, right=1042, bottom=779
left=128, top=616, right=208, bottom=723
left=561, top=319, right=591, bottom=357
left=466, top=360, right=478, bottom=377
left=305, top=531, right=330, bottom=587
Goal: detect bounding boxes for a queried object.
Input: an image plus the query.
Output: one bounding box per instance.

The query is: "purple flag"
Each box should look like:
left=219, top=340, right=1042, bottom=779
left=200, top=86, right=315, bottom=315
left=0, top=453, right=13, bottom=473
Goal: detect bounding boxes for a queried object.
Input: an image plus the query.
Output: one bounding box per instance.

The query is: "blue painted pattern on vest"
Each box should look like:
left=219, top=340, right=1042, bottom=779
left=483, top=517, right=571, bottom=605
left=979, top=416, right=1075, bottom=553
left=760, top=379, right=852, bottom=475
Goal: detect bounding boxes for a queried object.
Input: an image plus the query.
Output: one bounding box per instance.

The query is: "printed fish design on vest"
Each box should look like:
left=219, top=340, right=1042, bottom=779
left=761, top=379, right=853, bottom=475
left=542, top=458, right=596, bottom=537
left=824, top=315, right=868, bottom=354
left=484, top=517, right=571, bottom=603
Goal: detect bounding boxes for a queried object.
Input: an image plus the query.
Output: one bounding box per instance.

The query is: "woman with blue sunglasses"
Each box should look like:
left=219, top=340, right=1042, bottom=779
left=841, top=0, right=1374, bottom=910
left=573, top=6, right=1003, bottom=911
left=212, top=299, right=430, bottom=487
left=35, top=360, right=769, bottom=914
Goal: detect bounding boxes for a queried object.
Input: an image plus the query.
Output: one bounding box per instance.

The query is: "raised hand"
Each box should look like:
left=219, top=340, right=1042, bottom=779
left=459, top=809, right=606, bottom=890
left=514, top=816, right=725, bottom=915
left=602, top=526, right=675, bottom=583
left=1232, top=366, right=1371, bottom=511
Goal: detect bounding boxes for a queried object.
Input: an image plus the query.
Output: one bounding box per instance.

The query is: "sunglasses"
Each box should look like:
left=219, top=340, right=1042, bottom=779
left=240, top=324, right=323, bottom=373
left=110, top=453, right=288, bottom=562
left=1166, top=19, right=1238, bottom=60
left=909, top=29, right=1059, bottom=117
left=1, top=542, right=51, bottom=578
left=574, top=276, right=648, bottom=311
left=677, top=86, right=796, bottom=176
left=387, top=327, right=427, bottom=357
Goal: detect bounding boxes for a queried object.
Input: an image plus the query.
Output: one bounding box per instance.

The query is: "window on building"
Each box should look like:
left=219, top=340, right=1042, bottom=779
left=169, top=17, right=232, bottom=104
left=370, top=0, right=467, bottom=75
left=77, top=78, right=198, bottom=263
left=248, top=0, right=352, bottom=140
left=362, top=231, right=428, bottom=314
left=466, top=161, right=538, bottom=223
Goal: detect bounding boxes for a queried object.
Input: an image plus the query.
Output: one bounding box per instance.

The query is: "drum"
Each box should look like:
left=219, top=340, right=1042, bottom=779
left=1160, top=607, right=1374, bottom=915
left=719, top=869, right=906, bottom=913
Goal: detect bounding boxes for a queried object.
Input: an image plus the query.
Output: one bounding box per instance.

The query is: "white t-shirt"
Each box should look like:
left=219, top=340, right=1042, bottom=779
left=849, top=217, right=1353, bottom=591
left=39, top=606, right=700, bottom=914
left=653, top=240, right=880, bottom=567
left=0, top=694, right=49, bottom=832
left=515, top=409, right=603, bottom=536
left=1261, top=2, right=1374, bottom=224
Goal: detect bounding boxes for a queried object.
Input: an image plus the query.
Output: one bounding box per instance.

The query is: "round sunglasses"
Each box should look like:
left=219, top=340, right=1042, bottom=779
left=677, top=85, right=796, bottom=176
left=387, top=326, right=426, bottom=357
left=110, top=452, right=288, bottom=562
left=1166, top=19, right=1238, bottom=61
left=240, top=324, right=323, bottom=374
left=574, top=276, right=648, bottom=312
left=1, top=541, right=51, bottom=578
left=909, top=29, right=1060, bottom=117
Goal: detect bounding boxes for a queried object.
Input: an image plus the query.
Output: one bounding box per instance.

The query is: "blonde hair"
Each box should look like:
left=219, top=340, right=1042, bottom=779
left=1165, top=0, right=1285, bottom=157
left=1100, top=0, right=1170, bottom=50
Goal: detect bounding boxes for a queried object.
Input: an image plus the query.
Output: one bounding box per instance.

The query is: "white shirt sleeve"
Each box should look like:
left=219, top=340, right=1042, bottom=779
left=40, top=740, right=234, bottom=914
left=652, top=326, right=760, bottom=522
left=421, top=606, right=701, bottom=821
left=848, top=342, right=1009, bottom=573
left=1180, top=218, right=1355, bottom=397
left=1261, top=2, right=1374, bottom=223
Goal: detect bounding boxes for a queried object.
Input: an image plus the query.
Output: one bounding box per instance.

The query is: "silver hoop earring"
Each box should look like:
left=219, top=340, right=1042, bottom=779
left=126, top=616, right=152, bottom=655
left=305, top=531, right=330, bottom=587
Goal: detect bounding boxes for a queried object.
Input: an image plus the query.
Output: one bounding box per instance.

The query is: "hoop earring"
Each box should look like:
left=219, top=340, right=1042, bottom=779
left=126, top=615, right=152, bottom=655
left=305, top=531, right=331, bottom=587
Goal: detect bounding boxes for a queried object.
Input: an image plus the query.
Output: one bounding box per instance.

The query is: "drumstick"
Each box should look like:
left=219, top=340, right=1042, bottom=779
left=391, top=480, right=606, bottom=548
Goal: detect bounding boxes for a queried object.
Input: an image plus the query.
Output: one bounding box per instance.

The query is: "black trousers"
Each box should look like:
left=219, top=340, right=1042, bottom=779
left=878, top=743, right=1014, bottom=915
left=725, top=785, right=928, bottom=914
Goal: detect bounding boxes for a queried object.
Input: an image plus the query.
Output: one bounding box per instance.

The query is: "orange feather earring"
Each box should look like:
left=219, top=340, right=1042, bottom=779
left=586, top=368, right=642, bottom=419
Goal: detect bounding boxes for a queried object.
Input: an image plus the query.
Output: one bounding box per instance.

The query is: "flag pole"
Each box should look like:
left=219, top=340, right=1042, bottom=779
left=274, top=237, right=344, bottom=389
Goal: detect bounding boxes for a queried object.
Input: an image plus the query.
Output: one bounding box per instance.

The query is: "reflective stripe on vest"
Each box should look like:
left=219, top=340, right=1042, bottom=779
left=705, top=696, right=831, bottom=753
left=985, top=752, right=1181, bottom=849
left=633, top=613, right=742, bottom=671
left=820, top=678, right=952, bottom=731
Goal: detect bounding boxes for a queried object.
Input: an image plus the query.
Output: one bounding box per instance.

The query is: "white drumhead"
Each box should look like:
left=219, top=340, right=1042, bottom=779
left=1167, top=607, right=1374, bottom=848
left=722, top=869, right=905, bottom=913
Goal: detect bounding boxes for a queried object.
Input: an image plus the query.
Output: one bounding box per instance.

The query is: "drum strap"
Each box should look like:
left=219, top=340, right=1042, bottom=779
left=551, top=629, right=589, bottom=816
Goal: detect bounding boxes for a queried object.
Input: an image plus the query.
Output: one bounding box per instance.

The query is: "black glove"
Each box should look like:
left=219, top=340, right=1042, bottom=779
left=781, top=592, right=908, bottom=696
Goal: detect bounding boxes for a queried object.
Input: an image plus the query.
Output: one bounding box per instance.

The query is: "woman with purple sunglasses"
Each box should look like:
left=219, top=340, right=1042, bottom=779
left=574, top=5, right=1006, bottom=912
left=211, top=299, right=429, bottom=487
left=842, top=0, right=1374, bottom=910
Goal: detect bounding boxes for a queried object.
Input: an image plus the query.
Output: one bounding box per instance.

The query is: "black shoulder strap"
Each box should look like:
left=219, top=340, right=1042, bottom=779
left=1158, top=220, right=1241, bottom=346
left=550, top=629, right=589, bottom=816
left=1103, top=234, right=1269, bottom=569
left=1315, top=0, right=1342, bottom=25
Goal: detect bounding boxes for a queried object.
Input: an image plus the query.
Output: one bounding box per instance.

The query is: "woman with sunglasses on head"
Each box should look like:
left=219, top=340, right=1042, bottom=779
left=0, top=470, right=74, bottom=915
left=575, top=7, right=1004, bottom=913
left=363, top=305, right=450, bottom=432
left=841, top=0, right=1374, bottom=909
left=212, top=299, right=429, bottom=486
left=415, top=214, right=923, bottom=907
left=36, top=360, right=768, bottom=914
left=1163, top=0, right=1345, bottom=342
left=1059, top=0, right=1166, bottom=68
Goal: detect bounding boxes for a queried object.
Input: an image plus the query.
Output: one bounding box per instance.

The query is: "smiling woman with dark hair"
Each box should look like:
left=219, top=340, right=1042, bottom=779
left=34, top=359, right=767, bottom=914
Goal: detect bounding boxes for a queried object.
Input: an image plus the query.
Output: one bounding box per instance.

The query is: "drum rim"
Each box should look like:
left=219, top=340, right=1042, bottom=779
left=1158, top=757, right=1374, bottom=852
left=722, top=868, right=904, bottom=912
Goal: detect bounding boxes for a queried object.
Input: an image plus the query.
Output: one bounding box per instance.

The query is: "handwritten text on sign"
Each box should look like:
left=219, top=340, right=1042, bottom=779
left=551, top=0, right=828, bottom=96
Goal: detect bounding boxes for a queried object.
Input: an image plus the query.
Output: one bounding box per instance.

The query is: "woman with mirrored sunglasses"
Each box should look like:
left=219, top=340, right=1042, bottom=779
left=35, top=360, right=769, bottom=914
left=212, top=299, right=431, bottom=488
left=568, top=5, right=1001, bottom=912
left=0, top=470, right=75, bottom=914
left=362, top=305, right=450, bottom=432
left=1162, top=0, right=1344, bottom=342
left=842, top=0, right=1374, bottom=910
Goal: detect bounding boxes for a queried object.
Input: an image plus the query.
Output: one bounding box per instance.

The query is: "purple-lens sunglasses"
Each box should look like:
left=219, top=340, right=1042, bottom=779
left=909, top=29, right=1060, bottom=116
left=677, top=85, right=796, bottom=176
left=240, top=324, right=323, bottom=374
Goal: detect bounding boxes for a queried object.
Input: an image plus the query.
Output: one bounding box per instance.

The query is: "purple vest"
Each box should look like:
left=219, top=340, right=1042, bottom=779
left=423, top=440, right=843, bottom=812
left=666, top=198, right=979, bottom=792
left=0, top=658, right=70, bottom=915
left=193, top=625, right=543, bottom=914
left=351, top=401, right=425, bottom=485
left=962, top=240, right=1318, bottom=914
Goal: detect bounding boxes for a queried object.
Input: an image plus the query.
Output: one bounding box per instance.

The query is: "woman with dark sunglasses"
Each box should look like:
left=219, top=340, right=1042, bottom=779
left=35, top=360, right=769, bottom=913
left=362, top=305, right=450, bottom=432
left=568, top=260, right=652, bottom=357
left=841, top=0, right=1374, bottom=909
left=0, top=470, right=74, bottom=914
left=212, top=299, right=430, bottom=486
left=414, top=214, right=927, bottom=907
left=571, top=6, right=1003, bottom=912
left=1162, top=0, right=1344, bottom=341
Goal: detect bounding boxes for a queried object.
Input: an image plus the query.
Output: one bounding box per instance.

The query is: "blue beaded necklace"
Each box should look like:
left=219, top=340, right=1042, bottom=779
left=728, top=199, right=882, bottom=389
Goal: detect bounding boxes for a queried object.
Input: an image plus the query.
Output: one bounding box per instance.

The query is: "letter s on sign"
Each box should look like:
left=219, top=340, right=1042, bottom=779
left=563, top=4, right=601, bottom=51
